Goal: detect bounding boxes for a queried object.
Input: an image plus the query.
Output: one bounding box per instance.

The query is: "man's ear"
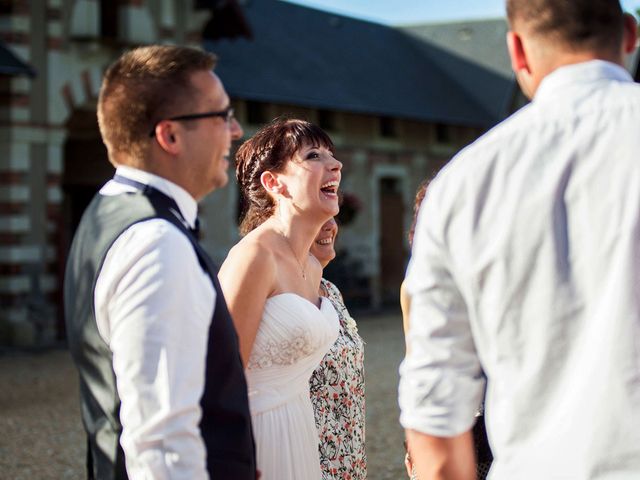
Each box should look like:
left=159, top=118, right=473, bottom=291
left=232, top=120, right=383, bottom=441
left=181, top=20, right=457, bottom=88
left=622, top=13, right=638, bottom=55
left=260, top=171, right=285, bottom=195
left=153, top=121, right=180, bottom=155
left=507, top=30, right=538, bottom=99
left=507, top=31, right=529, bottom=73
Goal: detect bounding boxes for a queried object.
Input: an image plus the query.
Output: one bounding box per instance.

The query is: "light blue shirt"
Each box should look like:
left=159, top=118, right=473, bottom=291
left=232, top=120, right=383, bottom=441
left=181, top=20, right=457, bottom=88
left=399, top=60, right=640, bottom=479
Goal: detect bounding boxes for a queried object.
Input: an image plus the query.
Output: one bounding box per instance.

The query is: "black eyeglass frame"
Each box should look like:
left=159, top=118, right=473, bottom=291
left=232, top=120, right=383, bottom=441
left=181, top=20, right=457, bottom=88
left=148, top=107, right=235, bottom=137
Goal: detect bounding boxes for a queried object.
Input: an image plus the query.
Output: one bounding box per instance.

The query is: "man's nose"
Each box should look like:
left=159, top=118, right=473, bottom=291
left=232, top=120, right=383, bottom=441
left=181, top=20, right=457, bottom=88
left=230, top=118, right=243, bottom=140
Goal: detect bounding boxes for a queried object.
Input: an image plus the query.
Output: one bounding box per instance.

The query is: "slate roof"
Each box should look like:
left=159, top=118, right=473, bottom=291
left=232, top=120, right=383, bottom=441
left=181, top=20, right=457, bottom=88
left=0, top=42, right=35, bottom=77
left=403, top=20, right=640, bottom=117
left=205, top=1, right=639, bottom=128
left=402, top=19, right=516, bottom=121
left=205, top=0, right=497, bottom=127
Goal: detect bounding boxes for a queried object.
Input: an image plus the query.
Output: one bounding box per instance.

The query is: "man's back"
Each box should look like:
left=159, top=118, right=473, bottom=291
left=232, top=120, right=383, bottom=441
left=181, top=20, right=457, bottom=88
left=401, top=60, right=640, bottom=478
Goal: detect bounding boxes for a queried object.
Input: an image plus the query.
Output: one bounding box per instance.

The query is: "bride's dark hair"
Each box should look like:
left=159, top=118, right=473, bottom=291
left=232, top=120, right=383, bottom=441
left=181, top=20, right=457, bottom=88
left=235, top=117, right=335, bottom=235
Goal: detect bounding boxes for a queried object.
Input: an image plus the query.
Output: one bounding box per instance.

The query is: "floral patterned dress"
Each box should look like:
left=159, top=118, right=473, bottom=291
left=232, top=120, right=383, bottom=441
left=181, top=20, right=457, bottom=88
left=310, top=279, right=367, bottom=479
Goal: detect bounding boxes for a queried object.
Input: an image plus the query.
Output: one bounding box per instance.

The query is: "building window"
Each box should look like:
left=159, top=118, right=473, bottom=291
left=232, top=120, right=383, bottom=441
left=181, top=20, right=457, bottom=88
left=246, top=101, right=268, bottom=125
left=379, top=116, right=397, bottom=138
left=318, top=109, right=337, bottom=131
left=435, top=123, right=451, bottom=144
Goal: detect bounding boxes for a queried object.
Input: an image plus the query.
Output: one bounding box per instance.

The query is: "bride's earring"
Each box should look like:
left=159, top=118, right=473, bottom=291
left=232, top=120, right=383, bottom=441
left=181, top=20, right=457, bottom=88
left=277, top=196, right=285, bottom=223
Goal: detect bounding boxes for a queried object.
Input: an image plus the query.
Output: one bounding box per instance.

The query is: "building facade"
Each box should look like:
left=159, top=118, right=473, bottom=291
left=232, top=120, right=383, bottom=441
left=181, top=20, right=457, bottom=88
left=0, top=0, right=524, bottom=345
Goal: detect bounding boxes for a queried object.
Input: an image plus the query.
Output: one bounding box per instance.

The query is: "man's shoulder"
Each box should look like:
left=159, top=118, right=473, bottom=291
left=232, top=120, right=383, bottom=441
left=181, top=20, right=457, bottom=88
left=94, top=190, right=163, bottom=219
left=90, top=191, right=188, bottom=237
left=76, top=192, right=194, bottom=262
left=435, top=106, right=533, bottom=186
left=114, top=217, right=192, bottom=252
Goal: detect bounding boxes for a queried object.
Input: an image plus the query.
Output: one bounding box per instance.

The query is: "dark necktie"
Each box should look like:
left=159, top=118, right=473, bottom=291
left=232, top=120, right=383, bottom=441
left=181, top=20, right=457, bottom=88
left=191, top=218, right=201, bottom=237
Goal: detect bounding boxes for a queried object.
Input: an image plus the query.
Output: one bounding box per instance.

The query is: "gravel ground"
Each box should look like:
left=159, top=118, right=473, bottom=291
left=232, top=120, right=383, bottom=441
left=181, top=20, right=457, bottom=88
left=0, top=349, right=85, bottom=479
left=359, top=313, right=407, bottom=480
left=0, top=312, right=407, bottom=480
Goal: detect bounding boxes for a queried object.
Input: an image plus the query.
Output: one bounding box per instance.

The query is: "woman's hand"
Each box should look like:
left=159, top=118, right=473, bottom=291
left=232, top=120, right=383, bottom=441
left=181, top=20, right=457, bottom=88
left=405, top=441, right=418, bottom=479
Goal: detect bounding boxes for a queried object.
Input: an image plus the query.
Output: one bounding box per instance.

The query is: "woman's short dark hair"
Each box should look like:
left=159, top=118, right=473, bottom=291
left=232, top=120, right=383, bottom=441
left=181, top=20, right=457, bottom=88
left=235, top=117, right=334, bottom=235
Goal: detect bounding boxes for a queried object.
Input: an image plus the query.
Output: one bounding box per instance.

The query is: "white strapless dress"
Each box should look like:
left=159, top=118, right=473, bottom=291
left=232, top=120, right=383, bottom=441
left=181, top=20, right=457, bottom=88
left=246, top=293, right=340, bottom=480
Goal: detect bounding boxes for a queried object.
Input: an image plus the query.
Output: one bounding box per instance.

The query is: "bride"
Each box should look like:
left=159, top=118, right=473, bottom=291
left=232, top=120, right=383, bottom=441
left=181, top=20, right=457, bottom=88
left=219, top=117, right=343, bottom=480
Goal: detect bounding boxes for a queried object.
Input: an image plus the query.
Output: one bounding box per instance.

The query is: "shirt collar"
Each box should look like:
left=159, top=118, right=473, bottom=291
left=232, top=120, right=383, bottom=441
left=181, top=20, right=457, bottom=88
left=534, top=60, right=633, bottom=103
left=114, top=165, right=198, bottom=229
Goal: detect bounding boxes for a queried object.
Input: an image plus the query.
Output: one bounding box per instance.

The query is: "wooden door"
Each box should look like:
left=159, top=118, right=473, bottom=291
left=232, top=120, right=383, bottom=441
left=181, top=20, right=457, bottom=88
left=379, top=177, right=406, bottom=306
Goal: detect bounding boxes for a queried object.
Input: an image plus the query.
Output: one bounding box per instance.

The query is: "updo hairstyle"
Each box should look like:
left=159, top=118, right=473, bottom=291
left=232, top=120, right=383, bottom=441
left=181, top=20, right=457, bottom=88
left=235, top=117, right=334, bottom=235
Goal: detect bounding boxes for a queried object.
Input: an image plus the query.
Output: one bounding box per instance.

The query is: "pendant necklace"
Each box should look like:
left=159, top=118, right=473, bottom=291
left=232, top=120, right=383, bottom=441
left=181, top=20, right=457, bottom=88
left=280, top=232, right=307, bottom=279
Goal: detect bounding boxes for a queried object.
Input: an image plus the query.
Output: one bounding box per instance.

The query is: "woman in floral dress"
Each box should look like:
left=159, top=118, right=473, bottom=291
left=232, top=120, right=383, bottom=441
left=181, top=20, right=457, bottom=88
left=309, top=218, right=367, bottom=479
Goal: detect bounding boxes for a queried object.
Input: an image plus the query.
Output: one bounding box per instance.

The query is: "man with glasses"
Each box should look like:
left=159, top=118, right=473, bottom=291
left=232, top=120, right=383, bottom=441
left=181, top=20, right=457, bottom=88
left=65, top=45, right=256, bottom=479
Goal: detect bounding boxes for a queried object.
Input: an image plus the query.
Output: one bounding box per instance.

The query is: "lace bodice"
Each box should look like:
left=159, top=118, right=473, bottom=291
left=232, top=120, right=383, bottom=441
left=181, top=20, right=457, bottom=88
left=245, top=293, right=339, bottom=415
left=247, top=325, right=315, bottom=370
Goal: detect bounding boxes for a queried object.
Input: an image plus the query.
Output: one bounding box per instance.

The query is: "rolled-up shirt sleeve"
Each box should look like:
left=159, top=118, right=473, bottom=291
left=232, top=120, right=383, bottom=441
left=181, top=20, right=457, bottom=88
left=398, top=178, right=484, bottom=437
left=95, top=219, right=215, bottom=479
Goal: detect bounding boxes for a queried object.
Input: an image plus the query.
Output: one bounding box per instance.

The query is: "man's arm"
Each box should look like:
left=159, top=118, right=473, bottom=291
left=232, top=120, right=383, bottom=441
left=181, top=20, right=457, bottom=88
left=406, top=429, right=476, bottom=480
left=96, top=220, right=214, bottom=479
left=399, top=174, right=485, bottom=477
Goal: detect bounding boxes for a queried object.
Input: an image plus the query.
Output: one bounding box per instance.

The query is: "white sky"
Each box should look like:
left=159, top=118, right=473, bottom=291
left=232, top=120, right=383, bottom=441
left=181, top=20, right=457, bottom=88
left=281, top=0, right=640, bottom=26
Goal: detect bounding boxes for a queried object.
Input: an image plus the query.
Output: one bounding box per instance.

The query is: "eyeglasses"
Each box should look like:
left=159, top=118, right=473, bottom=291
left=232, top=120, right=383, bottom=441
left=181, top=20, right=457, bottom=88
left=149, top=107, right=235, bottom=137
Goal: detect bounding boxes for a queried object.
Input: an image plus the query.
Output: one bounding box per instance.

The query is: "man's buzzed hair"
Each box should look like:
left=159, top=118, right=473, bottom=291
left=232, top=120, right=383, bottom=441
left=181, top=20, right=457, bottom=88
left=506, top=0, right=625, bottom=53
left=97, top=45, right=217, bottom=165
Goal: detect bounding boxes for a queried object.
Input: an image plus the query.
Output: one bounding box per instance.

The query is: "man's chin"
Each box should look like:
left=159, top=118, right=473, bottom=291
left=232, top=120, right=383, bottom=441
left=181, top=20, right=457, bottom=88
left=213, top=172, right=229, bottom=189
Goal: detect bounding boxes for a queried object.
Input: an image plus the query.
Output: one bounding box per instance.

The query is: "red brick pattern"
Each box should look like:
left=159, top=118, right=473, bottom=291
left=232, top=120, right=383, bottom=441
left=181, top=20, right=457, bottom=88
left=47, top=37, right=63, bottom=50
left=46, top=7, right=61, bottom=20
left=0, top=203, right=27, bottom=215
left=186, top=31, right=202, bottom=44
left=0, top=264, right=23, bottom=275
left=0, top=92, right=29, bottom=107
left=0, top=0, right=30, bottom=15
left=61, top=84, right=75, bottom=112
left=46, top=174, right=61, bottom=187
left=0, top=172, right=28, bottom=184
left=0, top=232, right=25, bottom=245
left=80, top=70, right=94, bottom=101
left=158, top=26, right=174, bottom=39
left=0, top=31, right=29, bottom=44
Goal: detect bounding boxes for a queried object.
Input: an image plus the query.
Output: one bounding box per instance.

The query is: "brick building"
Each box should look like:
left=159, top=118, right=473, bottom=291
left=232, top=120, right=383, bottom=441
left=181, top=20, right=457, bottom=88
left=5, top=1, right=636, bottom=346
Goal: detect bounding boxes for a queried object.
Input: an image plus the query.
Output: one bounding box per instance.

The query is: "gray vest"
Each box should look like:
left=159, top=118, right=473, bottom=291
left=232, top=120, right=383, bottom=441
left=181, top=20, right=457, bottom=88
left=64, top=185, right=255, bottom=479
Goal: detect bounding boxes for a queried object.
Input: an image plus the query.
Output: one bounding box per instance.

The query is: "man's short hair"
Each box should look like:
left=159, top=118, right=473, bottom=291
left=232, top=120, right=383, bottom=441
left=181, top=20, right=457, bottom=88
left=97, top=45, right=217, bottom=165
left=506, top=0, right=625, bottom=53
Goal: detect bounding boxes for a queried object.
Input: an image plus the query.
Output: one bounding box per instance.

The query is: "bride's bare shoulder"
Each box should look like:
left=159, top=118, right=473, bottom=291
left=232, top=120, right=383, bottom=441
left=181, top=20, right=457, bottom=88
left=222, top=226, right=279, bottom=269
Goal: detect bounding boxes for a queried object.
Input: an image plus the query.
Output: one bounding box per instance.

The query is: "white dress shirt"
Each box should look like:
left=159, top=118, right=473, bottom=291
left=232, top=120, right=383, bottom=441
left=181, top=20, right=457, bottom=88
left=95, top=166, right=215, bottom=479
left=399, top=61, right=640, bottom=479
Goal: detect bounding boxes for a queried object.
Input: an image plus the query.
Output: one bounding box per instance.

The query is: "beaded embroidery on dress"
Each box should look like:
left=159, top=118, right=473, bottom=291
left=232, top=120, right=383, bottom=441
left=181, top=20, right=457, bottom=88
left=246, top=293, right=340, bottom=480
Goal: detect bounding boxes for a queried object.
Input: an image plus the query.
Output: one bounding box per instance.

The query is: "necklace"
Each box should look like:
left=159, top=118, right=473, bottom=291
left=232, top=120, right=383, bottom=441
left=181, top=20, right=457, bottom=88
left=279, top=232, right=307, bottom=279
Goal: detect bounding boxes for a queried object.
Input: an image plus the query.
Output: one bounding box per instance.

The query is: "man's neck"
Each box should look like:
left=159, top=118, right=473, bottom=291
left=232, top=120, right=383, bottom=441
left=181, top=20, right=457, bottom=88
left=529, top=48, right=623, bottom=98
left=113, top=157, right=196, bottom=200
